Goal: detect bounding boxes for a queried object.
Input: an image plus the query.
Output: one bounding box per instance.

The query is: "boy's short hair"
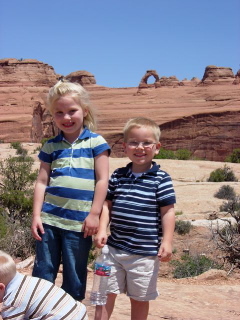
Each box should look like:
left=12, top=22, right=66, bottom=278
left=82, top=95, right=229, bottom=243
left=0, top=250, right=17, bottom=286
left=47, top=80, right=96, bottom=131
left=123, top=117, right=161, bottom=142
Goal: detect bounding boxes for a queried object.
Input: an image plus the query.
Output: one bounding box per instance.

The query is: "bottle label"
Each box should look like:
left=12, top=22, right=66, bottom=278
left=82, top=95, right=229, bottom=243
left=94, top=263, right=111, bottom=276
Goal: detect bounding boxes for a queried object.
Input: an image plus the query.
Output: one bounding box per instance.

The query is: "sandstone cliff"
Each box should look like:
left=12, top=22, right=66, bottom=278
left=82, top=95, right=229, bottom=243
left=0, top=58, right=59, bottom=142
left=0, top=59, right=239, bottom=161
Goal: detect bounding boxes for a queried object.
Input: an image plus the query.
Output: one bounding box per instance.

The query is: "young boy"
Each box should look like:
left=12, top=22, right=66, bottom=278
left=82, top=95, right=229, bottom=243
left=0, top=250, right=88, bottom=319
left=94, top=117, right=176, bottom=320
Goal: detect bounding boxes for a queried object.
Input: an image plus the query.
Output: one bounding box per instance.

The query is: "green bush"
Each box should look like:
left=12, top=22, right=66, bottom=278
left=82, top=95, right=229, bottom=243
left=175, top=211, right=183, bottom=216
left=175, top=220, right=192, bottom=235
left=155, top=148, right=176, bottom=159
left=0, top=210, right=8, bottom=238
left=10, top=141, right=21, bottom=150
left=220, top=197, right=240, bottom=213
left=171, top=254, right=222, bottom=278
left=208, top=165, right=237, bottom=182
left=214, top=185, right=236, bottom=200
left=40, top=136, right=55, bottom=147
left=225, top=148, right=240, bottom=163
left=10, top=142, right=28, bottom=156
left=155, top=148, right=192, bottom=160
left=0, top=217, right=35, bottom=259
left=175, top=149, right=192, bottom=160
left=213, top=196, right=240, bottom=269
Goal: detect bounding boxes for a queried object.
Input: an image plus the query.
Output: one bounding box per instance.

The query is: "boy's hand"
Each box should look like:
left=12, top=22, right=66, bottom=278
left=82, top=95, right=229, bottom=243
left=82, top=213, right=99, bottom=238
left=158, top=241, right=172, bottom=262
left=94, top=231, right=108, bottom=248
left=31, top=217, right=44, bottom=241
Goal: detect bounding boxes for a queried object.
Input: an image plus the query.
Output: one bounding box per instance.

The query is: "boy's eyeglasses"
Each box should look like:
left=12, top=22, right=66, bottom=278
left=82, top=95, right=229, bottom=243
left=127, top=141, right=157, bottom=149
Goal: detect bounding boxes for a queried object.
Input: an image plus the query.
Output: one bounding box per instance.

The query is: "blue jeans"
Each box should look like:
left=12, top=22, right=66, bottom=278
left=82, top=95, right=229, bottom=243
left=32, top=224, right=92, bottom=300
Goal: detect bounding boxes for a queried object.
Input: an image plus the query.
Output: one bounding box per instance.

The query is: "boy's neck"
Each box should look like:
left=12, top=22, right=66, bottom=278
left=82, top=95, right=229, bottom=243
left=131, top=161, right=153, bottom=173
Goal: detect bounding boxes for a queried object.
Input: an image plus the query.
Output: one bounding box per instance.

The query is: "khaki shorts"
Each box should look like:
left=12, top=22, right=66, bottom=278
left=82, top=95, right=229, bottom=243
left=107, top=246, right=159, bottom=301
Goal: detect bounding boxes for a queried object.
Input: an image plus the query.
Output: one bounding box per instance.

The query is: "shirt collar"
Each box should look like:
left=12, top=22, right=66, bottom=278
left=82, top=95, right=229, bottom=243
left=121, top=161, right=160, bottom=176
left=53, top=127, right=91, bottom=143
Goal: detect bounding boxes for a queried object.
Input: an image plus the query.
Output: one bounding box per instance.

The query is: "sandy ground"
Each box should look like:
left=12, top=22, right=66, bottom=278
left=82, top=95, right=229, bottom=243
left=1, top=144, right=240, bottom=319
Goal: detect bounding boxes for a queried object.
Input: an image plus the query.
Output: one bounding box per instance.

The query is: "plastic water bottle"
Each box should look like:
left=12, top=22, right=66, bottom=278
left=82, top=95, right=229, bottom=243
left=90, top=245, right=111, bottom=305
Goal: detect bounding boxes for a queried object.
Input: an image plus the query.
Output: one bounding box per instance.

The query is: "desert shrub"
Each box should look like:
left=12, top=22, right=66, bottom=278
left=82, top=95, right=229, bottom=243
left=10, top=141, right=21, bottom=150
left=214, top=185, right=236, bottom=200
left=213, top=196, right=240, bottom=270
left=175, top=149, right=192, bottom=160
left=155, top=148, right=176, bottom=159
left=219, top=197, right=240, bottom=213
left=155, top=148, right=192, bottom=160
left=175, top=220, right=192, bottom=235
left=0, top=209, right=8, bottom=238
left=88, top=245, right=98, bottom=268
left=225, top=148, right=240, bottom=163
left=171, top=254, right=222, bottom=278
left=175, top=211, right=183, bottom=216
left=0, top=156, right=37, bottom=223
left=10, top=141, right=28, bottom=156
left=0, top=217, right=35, bottom=259
left=40, top=136, right=55, bottom=146
left=0, top=155, right=38, bottom=258
left=207, top=165, right=237, bottom=182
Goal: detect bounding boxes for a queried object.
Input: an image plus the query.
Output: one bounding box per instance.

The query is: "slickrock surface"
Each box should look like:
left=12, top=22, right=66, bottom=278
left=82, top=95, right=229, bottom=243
left=0, top=148, right=240, bottom=319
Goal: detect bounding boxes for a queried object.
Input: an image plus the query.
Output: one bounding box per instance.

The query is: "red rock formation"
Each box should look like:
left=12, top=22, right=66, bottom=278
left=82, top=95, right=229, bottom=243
left=200, top=65, right=235, bottom=85
left=0, top=59, right=240, bottom=162
left=0, top=58, right=59, bottom=142
left=160, top=111, right=240, bottom=161
left=107, top=111, right=240, bottom=162
left=138, top=70, right=161, bottom=88
left=65, top=70, right=96, bottom=85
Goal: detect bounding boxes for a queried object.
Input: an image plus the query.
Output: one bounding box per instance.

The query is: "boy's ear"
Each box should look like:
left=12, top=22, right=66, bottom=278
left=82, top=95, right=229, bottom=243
left=0, top=283, right=5, bottom=290
left=122, top=142, right=127, bottom=153
left=0, top=283, right=5, bottom=303
left=155, top=142, right=161, bottom=155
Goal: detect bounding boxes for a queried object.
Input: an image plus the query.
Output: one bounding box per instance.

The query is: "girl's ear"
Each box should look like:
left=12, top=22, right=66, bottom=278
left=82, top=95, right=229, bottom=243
left=83, top=108, right=88, bottom=117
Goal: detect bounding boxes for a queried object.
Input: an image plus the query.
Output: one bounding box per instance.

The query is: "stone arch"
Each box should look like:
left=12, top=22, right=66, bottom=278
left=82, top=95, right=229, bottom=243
left=139, top=70, right=161, bottom=88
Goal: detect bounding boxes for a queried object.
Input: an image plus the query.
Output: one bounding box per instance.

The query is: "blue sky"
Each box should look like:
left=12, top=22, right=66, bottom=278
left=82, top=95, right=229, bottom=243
left=1, top=0, right=239, bottom=88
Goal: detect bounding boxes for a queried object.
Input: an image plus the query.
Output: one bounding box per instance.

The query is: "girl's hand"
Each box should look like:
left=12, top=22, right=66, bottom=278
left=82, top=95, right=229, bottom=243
left=82, top=213, right=99, bottom=238
left=31, top=217, right=45, bottom=241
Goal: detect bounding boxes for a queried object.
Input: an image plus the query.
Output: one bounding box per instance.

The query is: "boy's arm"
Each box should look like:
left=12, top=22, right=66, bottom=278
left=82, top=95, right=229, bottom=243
left=31, top=161, right=51, bottom=241
left=94, top=200, right=112, bottom=248
left=82, top=150, right=109, bottom=238
left=158, top=204, right=175, bottom=262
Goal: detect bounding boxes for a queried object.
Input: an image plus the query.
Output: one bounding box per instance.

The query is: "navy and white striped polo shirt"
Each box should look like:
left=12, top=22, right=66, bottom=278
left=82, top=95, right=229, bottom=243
left=106, top=162, right=176, bottom=256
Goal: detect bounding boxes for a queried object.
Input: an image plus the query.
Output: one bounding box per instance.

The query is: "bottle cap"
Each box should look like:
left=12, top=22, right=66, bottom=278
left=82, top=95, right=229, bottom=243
left=102, top=245, right=109, bottom=254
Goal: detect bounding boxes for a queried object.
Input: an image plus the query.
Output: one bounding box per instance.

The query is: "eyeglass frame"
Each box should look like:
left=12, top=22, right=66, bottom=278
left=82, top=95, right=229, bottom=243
left=126, top=141, right=158, bottom=149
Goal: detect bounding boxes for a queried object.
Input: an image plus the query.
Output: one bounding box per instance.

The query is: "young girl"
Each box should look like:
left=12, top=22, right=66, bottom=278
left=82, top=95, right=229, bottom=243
left=31, top=80, right=110, bottom=301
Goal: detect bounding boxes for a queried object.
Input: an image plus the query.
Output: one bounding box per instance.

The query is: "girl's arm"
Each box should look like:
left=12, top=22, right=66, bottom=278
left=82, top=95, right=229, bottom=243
left=158, top=204, right=175, bottom=262
left=94, top=200, right=112, bottom=248
left=82, top=150, right=109, bottom=238
left=31, top=161, right=51, bottom=241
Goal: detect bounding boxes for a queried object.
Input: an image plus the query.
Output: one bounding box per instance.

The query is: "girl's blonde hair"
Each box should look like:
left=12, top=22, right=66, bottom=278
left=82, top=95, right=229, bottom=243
left=47, top=80, right=96, bottom=131
left=123, top=117, right=161, bottom=142
left=0, top=250, right=16, bottom=286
